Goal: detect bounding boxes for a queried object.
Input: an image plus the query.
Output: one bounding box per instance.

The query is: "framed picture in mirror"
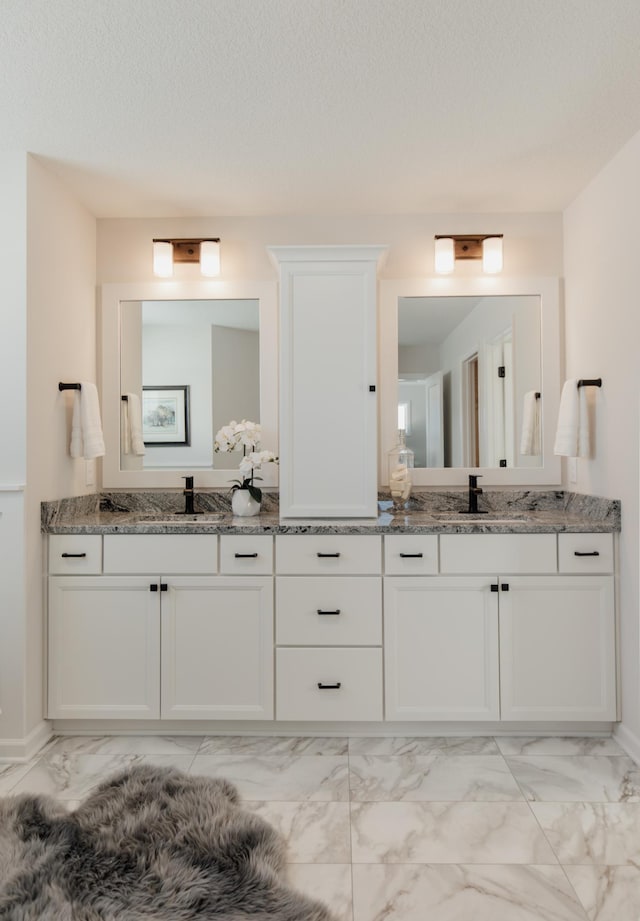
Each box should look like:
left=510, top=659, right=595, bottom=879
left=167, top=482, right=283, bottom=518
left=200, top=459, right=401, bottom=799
left=142, top=385, right=191, bottom=446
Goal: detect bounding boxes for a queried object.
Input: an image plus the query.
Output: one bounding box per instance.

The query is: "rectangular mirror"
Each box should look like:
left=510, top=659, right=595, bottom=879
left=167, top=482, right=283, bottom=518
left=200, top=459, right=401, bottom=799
left=398, top=295, right=541, bottom=469
left=101, top=281, right=278, bottom=488
left=120, top=299, right=259, bottom=471
left=380, top=277, right=561, bottom=487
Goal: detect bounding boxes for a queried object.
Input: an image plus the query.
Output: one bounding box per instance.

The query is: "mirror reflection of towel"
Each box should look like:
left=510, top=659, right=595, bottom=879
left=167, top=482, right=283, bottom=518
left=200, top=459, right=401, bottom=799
left=553, top=379, right=590, bottom=457
left=70, top=382, right=105, bottom=459
left=121, top=393, right=145, bottom=456
left=520, top=391, right=541, bottom=455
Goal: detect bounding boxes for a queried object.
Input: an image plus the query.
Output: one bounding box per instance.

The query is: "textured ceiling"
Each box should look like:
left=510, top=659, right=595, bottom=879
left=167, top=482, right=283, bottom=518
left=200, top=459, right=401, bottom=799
left=3, top=0, right=640, bottom=217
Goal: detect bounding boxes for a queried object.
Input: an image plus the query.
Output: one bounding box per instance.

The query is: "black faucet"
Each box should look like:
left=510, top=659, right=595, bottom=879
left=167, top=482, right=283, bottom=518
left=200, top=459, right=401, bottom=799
left=180, top=476, right=201, bottom=515
left=465, top=474, right=487, bottom=514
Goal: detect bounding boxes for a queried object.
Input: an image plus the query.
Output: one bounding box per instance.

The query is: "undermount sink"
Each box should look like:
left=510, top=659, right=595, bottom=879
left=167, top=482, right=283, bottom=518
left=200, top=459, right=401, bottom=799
left=136, top=514, right=225, bottom=525
left=429, top=512, right=532, bottom=524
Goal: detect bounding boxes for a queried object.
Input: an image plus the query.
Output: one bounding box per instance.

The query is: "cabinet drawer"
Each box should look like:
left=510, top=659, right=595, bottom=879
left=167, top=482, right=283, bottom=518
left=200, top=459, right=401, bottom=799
left=103, top=534, right=218, bottom=574
left=440, top=534, right=557, bottom=574
left=384, top=535, right=438, bottom=575
left=220, top=535, right=273, bottom=574
left=276, top=577, right=382, bottom=645
left=558, top=533, right=614, bottom=573
left=276, top=648, right=382, bottom=720
left=275, top=535, right=381, bottom=574
left=49, top=535, right=102, bottom=574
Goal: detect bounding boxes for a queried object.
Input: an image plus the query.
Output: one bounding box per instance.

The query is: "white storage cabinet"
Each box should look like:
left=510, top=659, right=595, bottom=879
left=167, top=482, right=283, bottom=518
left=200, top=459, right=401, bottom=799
left=275, top=534, right=383, bottom=720
left=48, top=534, right=274, bottom=720
left=271, top=245, right=386, bottom=518
left=385, top=533, right=616, bottom=722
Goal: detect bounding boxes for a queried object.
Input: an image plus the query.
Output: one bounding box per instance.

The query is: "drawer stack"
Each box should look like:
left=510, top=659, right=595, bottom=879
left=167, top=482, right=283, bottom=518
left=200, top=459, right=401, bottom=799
left=275, top=535, right=383, bottom=720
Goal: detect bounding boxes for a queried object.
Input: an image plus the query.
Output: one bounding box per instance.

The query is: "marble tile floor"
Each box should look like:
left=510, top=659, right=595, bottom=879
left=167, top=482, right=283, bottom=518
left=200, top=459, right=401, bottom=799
left=2, top=734, right=640, bottom=920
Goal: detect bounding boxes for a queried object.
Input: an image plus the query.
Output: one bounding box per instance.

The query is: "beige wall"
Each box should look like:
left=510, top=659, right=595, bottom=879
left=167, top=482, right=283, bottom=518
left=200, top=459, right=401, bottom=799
left=0, top=154, right=96, bottom=752
left=564, top=127, right=640, bottom=754
left=27, top=156, right=98, bottom=503
left=0, top=151, right=28, bottom=745
left=97, top=213, right=563, bottom=283
left=25, top=156, right=96, bottom=735
left=0, top=151, right=28, bottom=484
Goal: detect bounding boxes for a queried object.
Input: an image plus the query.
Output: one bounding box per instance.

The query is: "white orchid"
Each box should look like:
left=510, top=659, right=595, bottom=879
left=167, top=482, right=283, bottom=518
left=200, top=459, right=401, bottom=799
left=215, top=420, right=278, bottom=503
left=238, top=449, right=278, bottom=478
left=214, top=419, right=262, bottom=453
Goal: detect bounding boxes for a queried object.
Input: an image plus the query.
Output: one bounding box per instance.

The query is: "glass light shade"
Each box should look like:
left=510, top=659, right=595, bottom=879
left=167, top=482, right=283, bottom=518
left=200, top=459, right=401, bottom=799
left=200, top=240, right=221, bottom=277
left=434, top=237, right=455, bottom=274
left=482, top=236, right=503, bottom=274
left=153, top=241, right=173, bottom=277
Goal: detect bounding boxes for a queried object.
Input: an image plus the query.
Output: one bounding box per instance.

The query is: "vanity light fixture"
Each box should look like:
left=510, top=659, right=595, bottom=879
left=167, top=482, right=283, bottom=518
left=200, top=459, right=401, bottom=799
left=434, top=234, right=503, bottom=275
left=152, top=238, right=221, bottom=278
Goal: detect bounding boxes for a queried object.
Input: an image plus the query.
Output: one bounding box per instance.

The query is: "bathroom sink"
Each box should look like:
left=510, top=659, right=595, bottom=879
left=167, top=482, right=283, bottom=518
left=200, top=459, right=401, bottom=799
left=429, top=512, right=532, bottom=524
left=135, top=514, right=225, bottom=526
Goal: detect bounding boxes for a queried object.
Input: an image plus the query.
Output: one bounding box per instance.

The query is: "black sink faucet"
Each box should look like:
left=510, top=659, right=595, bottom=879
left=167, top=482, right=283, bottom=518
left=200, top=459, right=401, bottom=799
left=181, top=476, right=201, bottom=515
left=466, top=474, right=487, bottom=514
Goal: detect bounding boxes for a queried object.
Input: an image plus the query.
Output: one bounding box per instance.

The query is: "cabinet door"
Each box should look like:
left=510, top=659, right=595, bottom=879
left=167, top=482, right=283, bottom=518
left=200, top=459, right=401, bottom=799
left=274, top=246, right=384, bottom=518
left=499, top=575, right=616, bottom=721
left=384, top=577, right=499, bottom=720
left=48, top=576, right=160, bottom=719
left=161, top=577, right=274, bottom=720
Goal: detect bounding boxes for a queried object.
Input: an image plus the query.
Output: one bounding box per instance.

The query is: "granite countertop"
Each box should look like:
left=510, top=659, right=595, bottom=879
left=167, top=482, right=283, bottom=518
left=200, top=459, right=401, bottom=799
left=42, top=490, right=621, bottom=535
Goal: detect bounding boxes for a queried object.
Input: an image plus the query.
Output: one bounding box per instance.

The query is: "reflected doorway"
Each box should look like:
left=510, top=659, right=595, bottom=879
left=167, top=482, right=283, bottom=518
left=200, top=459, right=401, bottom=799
left=462, top=353, right=479, bottom=467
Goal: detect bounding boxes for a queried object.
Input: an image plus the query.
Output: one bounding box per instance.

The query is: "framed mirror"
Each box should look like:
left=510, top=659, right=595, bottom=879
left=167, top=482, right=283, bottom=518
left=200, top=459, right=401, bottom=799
left=379, top=277, right=561, bottom=486
left=101, top=281, right=278, bottom=488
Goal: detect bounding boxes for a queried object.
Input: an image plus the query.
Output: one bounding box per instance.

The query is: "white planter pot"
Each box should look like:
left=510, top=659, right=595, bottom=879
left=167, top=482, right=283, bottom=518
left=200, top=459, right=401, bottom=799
left=231, top=489, right=261, bottom=517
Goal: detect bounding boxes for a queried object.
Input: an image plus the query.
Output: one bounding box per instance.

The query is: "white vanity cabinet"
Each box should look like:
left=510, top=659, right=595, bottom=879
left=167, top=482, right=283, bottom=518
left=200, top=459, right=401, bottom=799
left=498, top=532, right=616, bottom=721
left=498, top=574, right=615, bottom=720
left=384, top=577, right=500, bottom=720
left=275, top=535, right=383, bottom=720
left=48, top=534, right=274, bottom=721
left=385, top=533, right=617, bottom=722
left=270, top=245, right=386, bottom=518
left=48, top=575, right=161, bottom=719
left=160, top=575, right=273, bottom=720
left=47, top=527, right=617, bottom=727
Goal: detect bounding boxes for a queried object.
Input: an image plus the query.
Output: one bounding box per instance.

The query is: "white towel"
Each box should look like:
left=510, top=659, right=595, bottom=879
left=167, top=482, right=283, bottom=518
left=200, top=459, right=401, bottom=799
left=520, top=391, right=541, bottom=456
left=121, top=393, right=145, bottom=456
left=70, top=382, right=105, bottom=459
left=553, top=379, right=590, bottom=457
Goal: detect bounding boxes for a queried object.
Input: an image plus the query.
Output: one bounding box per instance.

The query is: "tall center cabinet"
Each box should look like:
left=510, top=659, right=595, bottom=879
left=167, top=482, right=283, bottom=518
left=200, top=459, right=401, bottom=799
left=269, top=245, right=387, bottom=518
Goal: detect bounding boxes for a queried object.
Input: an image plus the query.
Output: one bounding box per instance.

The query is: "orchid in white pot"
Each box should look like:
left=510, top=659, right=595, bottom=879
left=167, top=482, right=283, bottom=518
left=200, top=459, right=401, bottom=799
left=214, top=420, right=278, bottom=515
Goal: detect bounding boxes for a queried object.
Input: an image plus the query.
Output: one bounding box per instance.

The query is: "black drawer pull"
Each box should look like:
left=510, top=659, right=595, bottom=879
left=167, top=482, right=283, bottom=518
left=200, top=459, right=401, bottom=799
left=574, top=551, right=600, bottom=557
left=160, top=583, right=168, bottom=592
left=61, top=552, right=87, bottom=558
left=235, top=552, right=258, bottom=558
left=490, top=584, right=499, bottom=592
left=501, top=583, right=510, bottom=592
left=400, top=552, right=423, bottom=558
left=150, top=584, right=158, bottom=592
left=317, top=682, right=342, bottom=690
left=317, top=609, right=341, bottom=616
left=317, top=552, right=340, bottom=558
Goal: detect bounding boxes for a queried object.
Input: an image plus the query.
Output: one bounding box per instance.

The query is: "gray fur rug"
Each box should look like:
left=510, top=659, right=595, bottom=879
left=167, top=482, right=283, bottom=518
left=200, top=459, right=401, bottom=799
left=0, top=764, right=338, bottom=920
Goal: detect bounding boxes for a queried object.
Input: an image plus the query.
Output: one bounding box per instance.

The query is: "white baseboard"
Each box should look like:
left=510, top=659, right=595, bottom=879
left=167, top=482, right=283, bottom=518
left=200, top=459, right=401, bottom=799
left=51, top=718, right=615, bottom=737
left=614, top=722, right=640, bottom=764
left=0, top=720, right=53, bottom=762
